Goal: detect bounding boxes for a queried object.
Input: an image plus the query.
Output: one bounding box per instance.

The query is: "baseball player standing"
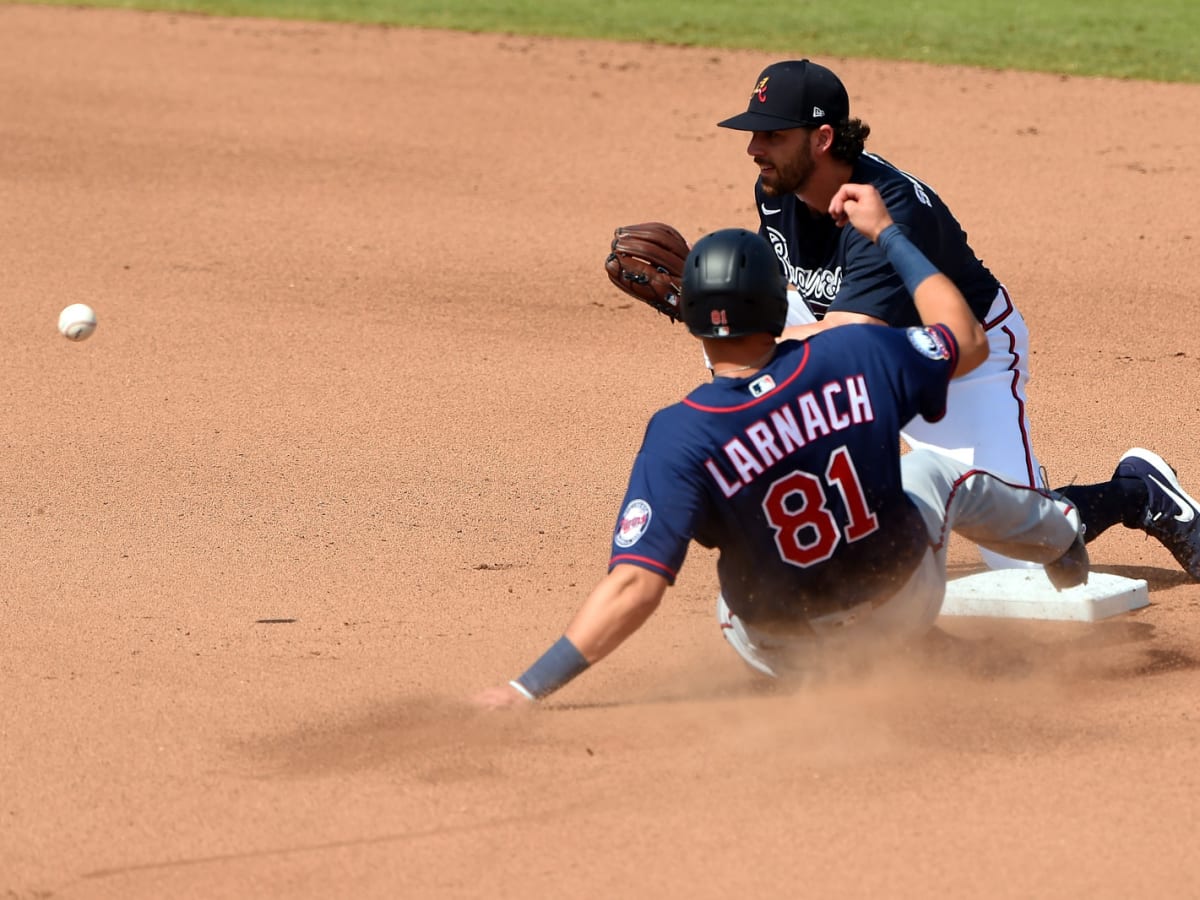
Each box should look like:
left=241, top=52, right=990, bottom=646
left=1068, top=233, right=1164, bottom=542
left=707, top=59, right=1200, bottom=578
left=475, top=184, right=1087, bottom=708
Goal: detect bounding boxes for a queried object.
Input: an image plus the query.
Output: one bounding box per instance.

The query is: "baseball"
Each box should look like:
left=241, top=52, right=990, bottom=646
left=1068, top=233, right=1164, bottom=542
left=58, top=303, right=98, bottom=341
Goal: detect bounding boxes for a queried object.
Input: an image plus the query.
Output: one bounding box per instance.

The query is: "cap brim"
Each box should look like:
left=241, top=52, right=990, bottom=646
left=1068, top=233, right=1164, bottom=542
left=717, top=110, right=811, bottom=131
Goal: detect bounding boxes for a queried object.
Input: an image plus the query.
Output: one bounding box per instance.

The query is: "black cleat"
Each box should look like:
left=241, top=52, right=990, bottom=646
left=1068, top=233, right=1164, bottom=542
left=1114, top=448, right=1200, bottom=580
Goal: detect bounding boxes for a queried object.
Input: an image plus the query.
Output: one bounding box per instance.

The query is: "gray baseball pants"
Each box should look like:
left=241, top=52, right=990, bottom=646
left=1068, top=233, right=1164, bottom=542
left=717, top=449, right=1081, bottom=678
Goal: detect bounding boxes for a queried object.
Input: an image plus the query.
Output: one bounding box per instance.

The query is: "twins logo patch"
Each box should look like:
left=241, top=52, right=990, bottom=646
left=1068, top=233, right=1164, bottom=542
left=615, top=499, right=652, bottom=548
left=906, top=326, right=951, bottom=361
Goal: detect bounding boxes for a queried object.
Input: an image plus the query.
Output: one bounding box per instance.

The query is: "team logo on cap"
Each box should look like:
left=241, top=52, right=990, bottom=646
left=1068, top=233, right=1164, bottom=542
left=906, top=326, right=951, bottom=360
left=753, top=76, right=769, bottom=103
left=615, top=499, right=652, bottom=548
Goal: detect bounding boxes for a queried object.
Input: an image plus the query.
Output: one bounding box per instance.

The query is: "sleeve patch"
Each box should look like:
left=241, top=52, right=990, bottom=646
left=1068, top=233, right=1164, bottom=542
left=906, top=326, right=951, bottom=361
left=614, top=499, right=653, bottom=548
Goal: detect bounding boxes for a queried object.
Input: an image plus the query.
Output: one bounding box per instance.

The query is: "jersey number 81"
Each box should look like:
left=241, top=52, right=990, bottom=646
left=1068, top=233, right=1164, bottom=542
left=762, top=446, right=880, bottom=567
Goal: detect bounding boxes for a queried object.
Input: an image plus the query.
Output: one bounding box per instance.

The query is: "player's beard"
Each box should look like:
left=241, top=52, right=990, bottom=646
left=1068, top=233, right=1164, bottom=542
left=758, top=136, right=815, bottom=197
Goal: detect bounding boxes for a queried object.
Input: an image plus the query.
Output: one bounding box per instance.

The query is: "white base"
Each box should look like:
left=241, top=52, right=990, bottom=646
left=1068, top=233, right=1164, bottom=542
left=940, top=569, right=1149, bottom=622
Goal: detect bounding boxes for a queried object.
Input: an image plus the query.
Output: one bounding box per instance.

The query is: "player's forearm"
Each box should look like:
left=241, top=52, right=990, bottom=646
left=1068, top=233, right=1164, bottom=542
left=909, top=272, right=988, bottom=374
left=780, top=311, right=884, bottom=342
left=506, top=565, right=666, bottom=701
left=564, top=565, right=666, bottom=663
left=779, top=321, right=828, bottom=341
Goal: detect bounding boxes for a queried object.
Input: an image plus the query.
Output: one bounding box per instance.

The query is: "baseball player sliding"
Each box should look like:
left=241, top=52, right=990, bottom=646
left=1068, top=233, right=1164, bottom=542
left=475, top=183, right=1087, bottom=708
left=606, top=59, right=1200, bottom=581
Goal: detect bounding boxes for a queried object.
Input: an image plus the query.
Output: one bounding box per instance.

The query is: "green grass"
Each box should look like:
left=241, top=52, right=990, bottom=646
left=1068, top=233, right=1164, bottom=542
left=25, top=0, right=1200, bottom=83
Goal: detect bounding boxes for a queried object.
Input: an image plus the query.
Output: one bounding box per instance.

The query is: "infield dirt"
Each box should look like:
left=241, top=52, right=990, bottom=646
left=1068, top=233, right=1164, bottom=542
left=2, top=5, right=1199, bottom=897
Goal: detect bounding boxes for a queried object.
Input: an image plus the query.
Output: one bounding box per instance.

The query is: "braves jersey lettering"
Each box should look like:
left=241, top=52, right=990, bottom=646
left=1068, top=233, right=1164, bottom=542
left=765, top=225, right=841, bottom=310
left=706, top=374, right=874, bottom=498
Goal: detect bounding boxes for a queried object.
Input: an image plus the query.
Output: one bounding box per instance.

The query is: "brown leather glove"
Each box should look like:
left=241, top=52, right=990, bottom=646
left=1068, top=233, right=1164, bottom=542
left=603, top=222, right=691, bottom=322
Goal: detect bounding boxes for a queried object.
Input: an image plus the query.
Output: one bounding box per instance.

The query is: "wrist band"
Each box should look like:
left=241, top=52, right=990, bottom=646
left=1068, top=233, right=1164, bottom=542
left=514, top=635, right=590, bottom=699
left=508, top=680, right=536, bottom=701
left=877, top=224, right=940, bottom=296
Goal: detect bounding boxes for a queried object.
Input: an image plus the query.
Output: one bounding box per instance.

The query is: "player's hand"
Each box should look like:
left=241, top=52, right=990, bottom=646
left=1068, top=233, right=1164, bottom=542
left=829, top=183, right=895, bottom=242
left=471, top=683, right=534, bottom=711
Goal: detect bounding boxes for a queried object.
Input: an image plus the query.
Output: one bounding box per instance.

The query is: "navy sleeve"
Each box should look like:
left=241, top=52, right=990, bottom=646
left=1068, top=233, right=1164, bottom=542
left=827, top=229, right=911, bottom=323
left=826, top=174, right=936, bottom=326
left=608, top=413, right=708, bottom=583
left=884, top=325, right=959, bottom=424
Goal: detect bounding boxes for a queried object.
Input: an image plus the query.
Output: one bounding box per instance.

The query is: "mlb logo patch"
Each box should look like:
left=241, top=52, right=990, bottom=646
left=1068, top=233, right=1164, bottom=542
left=749, top=374, right=776, bottom=397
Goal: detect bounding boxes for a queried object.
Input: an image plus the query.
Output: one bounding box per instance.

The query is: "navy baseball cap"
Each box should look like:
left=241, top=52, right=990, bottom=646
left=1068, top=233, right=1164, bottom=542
left=718, top=60, right=850, bottom=131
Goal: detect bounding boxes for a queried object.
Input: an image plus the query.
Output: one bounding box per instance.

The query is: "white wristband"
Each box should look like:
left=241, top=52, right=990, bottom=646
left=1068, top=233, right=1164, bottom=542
left=508, top=679, right=536, bottom=701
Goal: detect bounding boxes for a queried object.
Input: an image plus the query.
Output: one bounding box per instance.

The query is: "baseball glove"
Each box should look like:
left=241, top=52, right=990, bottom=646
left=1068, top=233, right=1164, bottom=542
left=604, top=222, right=690, bottom=322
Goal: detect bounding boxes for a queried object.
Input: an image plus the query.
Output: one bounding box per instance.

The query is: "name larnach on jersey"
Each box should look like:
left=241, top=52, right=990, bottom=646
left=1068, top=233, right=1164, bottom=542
left=704, top=373, right=875, bottom=498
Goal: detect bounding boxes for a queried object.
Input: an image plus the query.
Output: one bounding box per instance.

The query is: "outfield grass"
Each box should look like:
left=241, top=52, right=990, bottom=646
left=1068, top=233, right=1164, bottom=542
left=24, top=0, right=1200, bottom=83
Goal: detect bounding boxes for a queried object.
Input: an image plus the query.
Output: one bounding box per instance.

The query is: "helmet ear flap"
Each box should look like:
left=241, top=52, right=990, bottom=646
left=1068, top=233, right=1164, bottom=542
left=681, top=229, right=788, bottom=339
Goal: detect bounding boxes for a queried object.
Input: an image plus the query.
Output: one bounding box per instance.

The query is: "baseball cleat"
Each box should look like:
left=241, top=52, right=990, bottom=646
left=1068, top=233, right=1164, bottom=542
left=1114, top=448, right=1200, bottom=580
left=1044, top=500, right=1089, bottom=591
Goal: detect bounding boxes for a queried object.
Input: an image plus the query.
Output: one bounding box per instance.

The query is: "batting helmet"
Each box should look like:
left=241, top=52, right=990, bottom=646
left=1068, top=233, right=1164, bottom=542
left=680, top=229, right=788, bottom=339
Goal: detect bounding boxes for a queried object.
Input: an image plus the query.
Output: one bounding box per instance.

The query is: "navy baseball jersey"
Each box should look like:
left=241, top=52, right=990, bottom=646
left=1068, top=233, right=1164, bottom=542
left=758, top=153, right=1000, bottom=325
left=609, top=325, right=959, bottom=625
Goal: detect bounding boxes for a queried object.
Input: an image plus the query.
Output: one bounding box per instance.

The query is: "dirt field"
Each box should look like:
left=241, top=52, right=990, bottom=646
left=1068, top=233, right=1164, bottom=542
left=2, top=5, right=1199, bottom=897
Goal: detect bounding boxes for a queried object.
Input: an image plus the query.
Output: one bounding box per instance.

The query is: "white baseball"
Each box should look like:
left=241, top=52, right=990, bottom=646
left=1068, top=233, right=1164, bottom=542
left=58, top=303, right=98, bottom=341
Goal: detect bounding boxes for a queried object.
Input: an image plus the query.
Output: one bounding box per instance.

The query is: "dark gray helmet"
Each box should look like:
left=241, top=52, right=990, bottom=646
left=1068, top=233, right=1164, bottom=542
left=680, top=229, right=788, bottom=338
